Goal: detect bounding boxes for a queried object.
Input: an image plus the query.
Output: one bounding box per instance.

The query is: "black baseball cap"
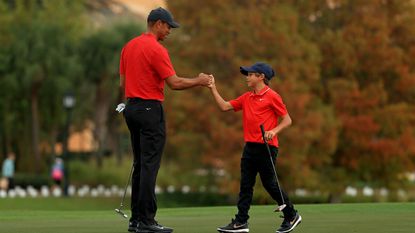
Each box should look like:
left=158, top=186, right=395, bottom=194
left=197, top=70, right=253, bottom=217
left=147, top=7, right=180, bottom=28
left=240, top=62, right=275, bottom=80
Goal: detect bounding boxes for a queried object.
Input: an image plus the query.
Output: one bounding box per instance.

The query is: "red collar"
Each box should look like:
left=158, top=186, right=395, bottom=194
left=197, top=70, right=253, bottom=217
left=143, top=32, right=157, bottom=40
left=250, top=87, right=270, bottom=97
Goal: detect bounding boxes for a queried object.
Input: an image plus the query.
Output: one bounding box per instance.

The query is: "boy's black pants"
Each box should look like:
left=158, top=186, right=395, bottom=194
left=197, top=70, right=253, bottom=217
left=235, top=142, right=296, bottom=223
left=124, top=98, right=166, bottom=224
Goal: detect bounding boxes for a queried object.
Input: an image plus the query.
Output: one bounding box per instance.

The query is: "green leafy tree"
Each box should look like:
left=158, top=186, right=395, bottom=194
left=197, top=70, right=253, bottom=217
left=78, top=22, right=144, bottom=167
left=0, top=0, right=85, bottom=172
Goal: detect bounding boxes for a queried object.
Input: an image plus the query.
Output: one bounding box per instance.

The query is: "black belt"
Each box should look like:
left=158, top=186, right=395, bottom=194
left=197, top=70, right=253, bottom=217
left=246, top=142, right=277, bottom=150
left=127, top=97, right=161, bottom=104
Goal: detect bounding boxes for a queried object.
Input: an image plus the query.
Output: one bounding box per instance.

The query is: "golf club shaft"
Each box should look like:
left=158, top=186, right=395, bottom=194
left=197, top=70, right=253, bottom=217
left=120, top=162, right=134, bottom=207
left=260, top=124, right=285, bottom=206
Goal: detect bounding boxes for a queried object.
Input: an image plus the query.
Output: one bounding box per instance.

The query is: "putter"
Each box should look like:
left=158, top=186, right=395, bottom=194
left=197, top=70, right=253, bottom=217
left=115, top=162, right=134, bottom=219
left=260, top=124, right=286, bottom=212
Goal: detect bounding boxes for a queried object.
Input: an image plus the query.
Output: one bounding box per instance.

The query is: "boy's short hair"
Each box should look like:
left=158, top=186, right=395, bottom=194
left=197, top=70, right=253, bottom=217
left=251, top=72, right=270, bottom=85
left=263, top=77, right=270, bottom=85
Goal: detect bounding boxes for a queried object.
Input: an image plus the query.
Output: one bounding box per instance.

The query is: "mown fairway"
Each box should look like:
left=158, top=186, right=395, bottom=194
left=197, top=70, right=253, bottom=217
left=0, top=199, right=414, bottom=233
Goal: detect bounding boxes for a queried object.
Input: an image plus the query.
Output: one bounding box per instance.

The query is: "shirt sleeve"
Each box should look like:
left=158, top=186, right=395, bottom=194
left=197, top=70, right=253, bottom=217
left=229, top=93, right=245, bottom=112
left=152, top=47, right=176, bottom=80
left=119, top=47, right=125, bottom=76
left=272, top=93, right=288, bottom=116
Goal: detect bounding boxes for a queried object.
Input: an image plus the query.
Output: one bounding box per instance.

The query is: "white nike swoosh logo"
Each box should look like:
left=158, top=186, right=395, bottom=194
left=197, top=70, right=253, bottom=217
left=233, top=224, right=244, bottom=228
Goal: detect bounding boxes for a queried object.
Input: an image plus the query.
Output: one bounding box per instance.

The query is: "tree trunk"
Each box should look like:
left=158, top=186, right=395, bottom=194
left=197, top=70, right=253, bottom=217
left=30, top=84, right=41, bottom=172
left=107, top=106, right=123, bottom=165
left=1, top=108, right=11, bottom=155
left=115, top=88, right=124, bottom=165
left=93, top=80, right=110, bottom=168
left=49, top=128, right=58, bottom=158
left=328, top=192, right=343, bottom=203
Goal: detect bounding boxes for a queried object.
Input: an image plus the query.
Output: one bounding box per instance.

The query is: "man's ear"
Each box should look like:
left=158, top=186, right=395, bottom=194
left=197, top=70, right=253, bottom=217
left=156, top=20, right=164, bottom=28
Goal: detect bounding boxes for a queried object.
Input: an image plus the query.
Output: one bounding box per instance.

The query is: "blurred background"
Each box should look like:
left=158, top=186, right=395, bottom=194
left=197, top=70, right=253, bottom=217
left=0, top=0, right=415, bottom=206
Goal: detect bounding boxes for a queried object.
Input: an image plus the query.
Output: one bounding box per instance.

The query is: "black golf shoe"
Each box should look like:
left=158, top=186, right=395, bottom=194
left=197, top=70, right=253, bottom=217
left=217, top=219, right=249, bottom=232
left=276, top=213, right=302, bottom=233
left=128, top=220, right=139, bottom=232
left=136, top=221, right=173, bottom=233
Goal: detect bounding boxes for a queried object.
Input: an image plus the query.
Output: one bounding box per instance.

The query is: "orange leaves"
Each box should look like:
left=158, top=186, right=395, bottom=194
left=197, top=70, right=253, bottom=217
left=163, top=0, right=415, bottom=193
left=343, top=115, right=379, bottom=139
left=395, top=65, right=415, bottom=101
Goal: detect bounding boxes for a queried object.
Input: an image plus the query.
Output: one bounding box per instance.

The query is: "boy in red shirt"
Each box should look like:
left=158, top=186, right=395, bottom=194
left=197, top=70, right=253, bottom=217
left=208, top=62, right=301, bottom=233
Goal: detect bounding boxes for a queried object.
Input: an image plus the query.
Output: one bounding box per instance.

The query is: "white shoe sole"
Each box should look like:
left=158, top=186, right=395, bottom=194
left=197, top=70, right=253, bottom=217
left=276, top=215, right=302, bottom=233
left=217, top=228, right=250, bottom=233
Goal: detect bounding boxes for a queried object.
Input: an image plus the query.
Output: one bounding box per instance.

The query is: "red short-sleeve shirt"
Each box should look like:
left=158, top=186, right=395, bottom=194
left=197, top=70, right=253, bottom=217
left=119, top=33, right=176, bottom=101
left=229, top=86, right=288, bottom=147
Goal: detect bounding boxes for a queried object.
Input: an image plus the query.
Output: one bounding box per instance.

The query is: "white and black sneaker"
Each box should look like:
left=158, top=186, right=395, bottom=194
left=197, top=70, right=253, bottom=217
left=128, top=220, right=139, bottom=232
left=217, top=219, right=249, bottom=232
left=276, top=213, right=302, bottom=233
left=136, top=221, right=173, bottom=233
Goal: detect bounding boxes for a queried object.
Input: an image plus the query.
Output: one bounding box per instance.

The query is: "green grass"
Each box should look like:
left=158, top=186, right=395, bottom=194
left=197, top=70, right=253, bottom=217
left=0, top=199, right=414, bottom=233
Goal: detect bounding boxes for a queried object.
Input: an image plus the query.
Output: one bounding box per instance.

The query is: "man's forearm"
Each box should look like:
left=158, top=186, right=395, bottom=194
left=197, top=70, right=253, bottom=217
left=166, top=74, right=211, bottom=90
left=171, top=76, right=202, bottom=90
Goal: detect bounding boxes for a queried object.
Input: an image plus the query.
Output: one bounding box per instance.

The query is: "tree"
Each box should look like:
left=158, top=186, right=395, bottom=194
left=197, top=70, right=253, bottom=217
left=0, top=0, right=85, bottom=171
left=78, top=22, right=144, bottom=167
left=166, top=0, right=338, bottom=194
left=309, top=0, right=415, bottom=198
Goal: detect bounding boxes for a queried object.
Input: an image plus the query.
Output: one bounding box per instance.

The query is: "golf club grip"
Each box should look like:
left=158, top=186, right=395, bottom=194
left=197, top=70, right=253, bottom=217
left=260, top=124, right=266, bottom=138
left=260, top=124, right=273, bottom=157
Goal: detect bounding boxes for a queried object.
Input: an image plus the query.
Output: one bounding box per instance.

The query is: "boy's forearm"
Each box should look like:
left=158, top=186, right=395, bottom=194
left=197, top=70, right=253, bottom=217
left=210, top=85, right=232, bottom=111
left=271, top=114, right=292, bottom=134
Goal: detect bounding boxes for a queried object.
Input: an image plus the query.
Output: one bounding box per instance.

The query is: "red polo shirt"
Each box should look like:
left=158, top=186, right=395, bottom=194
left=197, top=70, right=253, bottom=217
left=119, top=33, right=176, bottom=101
left=229, top=86, right=288, bottom=147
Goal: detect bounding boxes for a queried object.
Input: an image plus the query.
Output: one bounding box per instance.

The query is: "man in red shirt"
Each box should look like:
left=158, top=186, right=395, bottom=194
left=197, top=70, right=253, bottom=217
left=208, top=62, right=301, bottom=233
left=118, top=7, right=212, bottom=233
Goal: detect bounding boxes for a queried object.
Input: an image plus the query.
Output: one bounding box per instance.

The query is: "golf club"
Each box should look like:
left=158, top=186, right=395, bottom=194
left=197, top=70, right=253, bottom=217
left=115, top=162, right=134, bottom=219
left=260, top=124, right=286, bottom=212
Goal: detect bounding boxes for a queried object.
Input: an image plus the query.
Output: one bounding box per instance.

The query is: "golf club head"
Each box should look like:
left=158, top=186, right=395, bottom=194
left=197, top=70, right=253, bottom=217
left=115, top=208, right=128, bottom=218
left=274, top=204, right=287, bottom=212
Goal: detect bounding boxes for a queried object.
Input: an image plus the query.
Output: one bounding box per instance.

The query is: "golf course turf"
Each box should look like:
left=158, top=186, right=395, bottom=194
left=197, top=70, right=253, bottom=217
left=0, top=199, right=414, bottom=233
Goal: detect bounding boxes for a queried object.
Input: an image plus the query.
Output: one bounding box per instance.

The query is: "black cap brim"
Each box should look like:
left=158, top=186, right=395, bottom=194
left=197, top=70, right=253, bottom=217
left=167, top=21, right=180, bottom=28
left=240, top=66, right=257, bottom=76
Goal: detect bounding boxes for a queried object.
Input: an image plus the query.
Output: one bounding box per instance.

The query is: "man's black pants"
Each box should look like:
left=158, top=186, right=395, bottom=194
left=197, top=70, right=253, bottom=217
left=235, top=142, right=296, bottom=223
left=124, top=98, right=165, bottom=224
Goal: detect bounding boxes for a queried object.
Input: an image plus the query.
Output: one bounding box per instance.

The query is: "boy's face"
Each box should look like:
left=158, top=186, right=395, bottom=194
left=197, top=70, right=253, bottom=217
left=245, top=72, right=265, bottom=88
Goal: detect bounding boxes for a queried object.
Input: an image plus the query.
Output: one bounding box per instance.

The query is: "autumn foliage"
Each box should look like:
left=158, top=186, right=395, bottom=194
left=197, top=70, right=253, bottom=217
left=1, top=1, right=414, bottom=200
left=165, top=0, right=415, bottom=196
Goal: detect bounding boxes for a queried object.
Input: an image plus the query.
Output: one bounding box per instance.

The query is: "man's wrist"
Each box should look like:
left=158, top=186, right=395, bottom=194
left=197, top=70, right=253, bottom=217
left=196, top=76, right=204, bottom=86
